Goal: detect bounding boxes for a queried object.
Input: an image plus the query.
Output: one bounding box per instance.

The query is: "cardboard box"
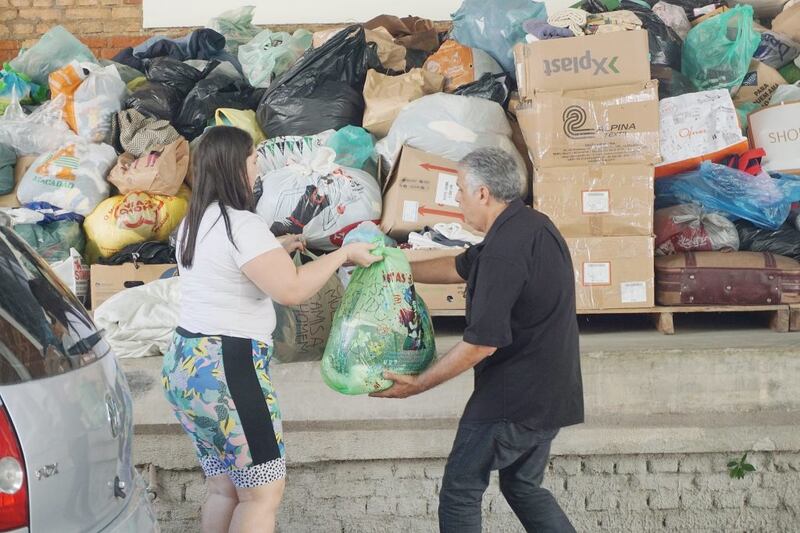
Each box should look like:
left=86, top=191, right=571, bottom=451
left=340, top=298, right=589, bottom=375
left=772, top=3, right=800, bottom=44
left=517, top=81, right=660, bottom=168
left=749, top=101, right=800, bottom=174
left=565, top=236, right=655, bottom=310
left=0, top=155, right=37, bottom=208
left=513, top=30, right=650, bottom=97
left=381, top=146, right=480, bottom=240
left=90, top=263, right=178, bottom=310
left=534, top=165, right=654, bottom=237
left=402, top=248, right=467, bottom=312
left=733, top=60, right=787, bottom=108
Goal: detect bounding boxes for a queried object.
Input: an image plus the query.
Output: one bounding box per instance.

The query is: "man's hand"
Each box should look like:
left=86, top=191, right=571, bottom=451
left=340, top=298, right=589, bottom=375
left=370, top=371, right=424, bottom=399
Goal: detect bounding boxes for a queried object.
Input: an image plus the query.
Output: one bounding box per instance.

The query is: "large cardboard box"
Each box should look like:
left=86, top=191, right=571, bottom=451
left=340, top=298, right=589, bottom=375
left=517, top=81, right=660, bottom=168
left=381, top=146, right=480, bottom=240
left=0, top=155, right=37, bottom=208
left=565, top=236, right=655, bottom=310
left=534, top=165, right=654, bottom=237
left=513, top=30, right=650, bottom=97
left=402, top=248, right=467, bottom=312
left=748, top=101, right=800, bottom=174
left=90, top=263, right=178, bottom=310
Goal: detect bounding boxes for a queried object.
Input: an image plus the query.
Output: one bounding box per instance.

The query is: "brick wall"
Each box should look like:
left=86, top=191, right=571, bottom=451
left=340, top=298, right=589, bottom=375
left=147, top=452, right=800, bottom=532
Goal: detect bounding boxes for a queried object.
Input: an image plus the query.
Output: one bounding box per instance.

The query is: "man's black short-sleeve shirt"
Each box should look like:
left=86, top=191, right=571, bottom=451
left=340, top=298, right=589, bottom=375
left=455, top=200, right=584, bottom=428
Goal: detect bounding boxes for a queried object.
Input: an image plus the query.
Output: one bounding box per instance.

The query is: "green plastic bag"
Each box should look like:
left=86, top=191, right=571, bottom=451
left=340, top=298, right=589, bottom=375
left=208, top=5, right=262, bottom=56
left=780, top=63, right=800, bottom=84
left=9, top=25, right=96, bottom=86
left=321, top=243, right=436, bottom=395
left=238, top=29, right=313, bottom=89
left=326, top=125, right=376, bottom=171
left=13, top=219, right=85, bottom=263
left=682, top=5, right=762, bottom=92
left=0, top=143, right=14, bottom=195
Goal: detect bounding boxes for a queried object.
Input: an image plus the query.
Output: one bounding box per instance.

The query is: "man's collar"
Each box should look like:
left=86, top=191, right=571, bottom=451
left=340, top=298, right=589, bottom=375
left=482, top=199, right=524, bottom=245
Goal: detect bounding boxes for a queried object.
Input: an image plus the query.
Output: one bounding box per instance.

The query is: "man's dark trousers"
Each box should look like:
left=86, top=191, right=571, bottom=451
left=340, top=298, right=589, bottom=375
left=438, top=421, right=575, bottom=533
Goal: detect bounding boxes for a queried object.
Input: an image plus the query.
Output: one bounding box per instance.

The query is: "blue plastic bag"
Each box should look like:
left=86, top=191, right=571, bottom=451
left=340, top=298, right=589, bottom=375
left=681, top=5, right=761, bottom=92
left=656, top=162, right=800, bottom=230
left=451, top=0, right=547, bottom=79
left=0, top=64, right=48, bottom=115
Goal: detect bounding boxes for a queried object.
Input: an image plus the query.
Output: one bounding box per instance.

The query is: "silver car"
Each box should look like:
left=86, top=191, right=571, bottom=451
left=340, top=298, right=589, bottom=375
left=0, top=225, right=158, bottom=532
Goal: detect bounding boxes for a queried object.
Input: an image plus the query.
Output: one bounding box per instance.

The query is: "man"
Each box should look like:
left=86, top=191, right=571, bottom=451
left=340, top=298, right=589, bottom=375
left=372, top=147, right=584, bottom=532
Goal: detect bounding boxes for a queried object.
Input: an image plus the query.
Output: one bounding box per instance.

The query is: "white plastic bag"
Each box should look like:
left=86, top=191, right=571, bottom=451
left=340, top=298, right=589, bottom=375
left=375, top=93, right=527, bottom=186
left=16, top=142, right=116, bottom=215
left=0, top=94, right=79, bottom=156
left=256, top=145, right=382, bottom=250
left=770, top=82, right=800, bottom=105
left=239, top=29, right=313, bottom=88
left=74, top=64, right=127, bottom=142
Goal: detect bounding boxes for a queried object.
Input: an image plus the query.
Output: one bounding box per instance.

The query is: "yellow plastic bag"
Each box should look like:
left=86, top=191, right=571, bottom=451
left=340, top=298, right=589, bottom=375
left=214, top=108, right=266, bottom=145
left=84, top=186, right=190, bottom=262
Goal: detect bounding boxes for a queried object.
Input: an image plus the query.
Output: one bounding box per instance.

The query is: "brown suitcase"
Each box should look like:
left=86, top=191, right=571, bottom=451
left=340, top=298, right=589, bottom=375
left=655, top=251, right=800, bottom=305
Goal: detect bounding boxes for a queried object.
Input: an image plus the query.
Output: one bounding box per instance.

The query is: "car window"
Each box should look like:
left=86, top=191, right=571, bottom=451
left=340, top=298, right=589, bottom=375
left=0, top=227, right=109, bottom=385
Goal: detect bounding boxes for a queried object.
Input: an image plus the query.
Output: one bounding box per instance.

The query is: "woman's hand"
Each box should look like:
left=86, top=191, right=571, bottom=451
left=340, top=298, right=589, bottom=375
left=277, top=234, right=306, bottom=254
left=343, top=242, right=383, bottom=268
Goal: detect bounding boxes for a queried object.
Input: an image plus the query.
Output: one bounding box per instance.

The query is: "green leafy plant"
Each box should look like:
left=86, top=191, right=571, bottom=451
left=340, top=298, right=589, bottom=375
left=728, top=452, right=756, bottom=479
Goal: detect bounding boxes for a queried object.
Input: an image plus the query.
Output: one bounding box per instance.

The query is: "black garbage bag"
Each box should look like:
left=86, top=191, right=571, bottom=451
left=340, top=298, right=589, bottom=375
left=453, top=73, right=510, bottom=106
left=735, top=221, right=800, bottom=261
left=621, top=1, right=683, bottom=70
left=98, top=241, right=177, bottom=265
left=125, top=82, right=185, bottom=122
left=652, top=65, right=698, bottom=99
left=176, top=75, right=262, bottom=140
left=257, top=25, right=370, bottom=137
left=144, top=57, right=208, bottom=97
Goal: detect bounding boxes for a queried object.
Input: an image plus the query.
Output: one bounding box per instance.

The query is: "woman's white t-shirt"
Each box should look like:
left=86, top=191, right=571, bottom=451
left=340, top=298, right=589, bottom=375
left=176, top=203, right=282, bottom=344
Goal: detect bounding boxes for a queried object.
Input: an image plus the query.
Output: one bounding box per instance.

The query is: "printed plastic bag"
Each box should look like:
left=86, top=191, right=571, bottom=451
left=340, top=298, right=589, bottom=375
left=256, top=131, right=334, bottom=174
left=48, top=61, right=87, bottom=132
left=9, top=25, right=96, bottom=86
left=423, top=40, right=504, bottom=92
left=325, top=126, right=376, bottom=171
left=84, top=187, right=190, bottom=261
left=73, top=63, right=127, bottom=142
left=12, top=219, right=85, bottom=262
left=450, top=0, right=547, bottom=78
left=362, top=68, right=444, bottom=139
left=681, top=5, right=762, bottom=92
left=108, top=138, right=190, bottom=196
left=257, top=26, right=370, bottom=138
left=321, top=240, right=435, bottom=394
left=176, top=75, right=260, bottom=140
left=0, top=64, right=48, bottom=115
left=754, top=30, right=800, bottom=69
left=49, top=248, right=89, bottom=304
left=0, top=144, right=14, bottom=195
left=375, top=93, right=527, bottom=187
left=208, top=5, right=262, bottom=55
left=214, top=108, right=265, bottom=145
left=655, top=162, right=800, bottom=230
left=0, top=95, right=78, bottom=156
left=239, top=29, right=313, bottom=89
left=17, top=142, right=116, bottom=216
left=273, top=251, right=344, bottom=363
left=735, top=220, right=800, bottom=260
left=654, top=204, right=740, bottom=255
left=255, top=144, right=382, bottom=250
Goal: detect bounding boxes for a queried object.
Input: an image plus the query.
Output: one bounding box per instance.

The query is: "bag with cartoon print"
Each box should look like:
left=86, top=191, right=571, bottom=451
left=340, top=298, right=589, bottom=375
left=321, top=240, right=436, bottom=395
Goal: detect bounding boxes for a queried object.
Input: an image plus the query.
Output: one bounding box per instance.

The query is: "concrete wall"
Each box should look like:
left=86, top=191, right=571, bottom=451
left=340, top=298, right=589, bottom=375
left=145, top=452, right=800, bottom=532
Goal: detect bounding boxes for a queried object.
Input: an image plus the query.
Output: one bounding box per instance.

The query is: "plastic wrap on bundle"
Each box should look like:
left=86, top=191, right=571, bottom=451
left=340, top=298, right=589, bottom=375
left=321, top=241, right=435, bottom=394
left=0, top=94, right=79, bottom=156
left=655, top=204, right=740, bottom=255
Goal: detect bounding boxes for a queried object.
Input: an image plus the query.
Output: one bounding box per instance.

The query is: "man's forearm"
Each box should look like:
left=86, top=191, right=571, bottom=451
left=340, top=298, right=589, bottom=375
left=416, top=341, right=495, bottom=392
left=410, top=256, right=464, bottom=284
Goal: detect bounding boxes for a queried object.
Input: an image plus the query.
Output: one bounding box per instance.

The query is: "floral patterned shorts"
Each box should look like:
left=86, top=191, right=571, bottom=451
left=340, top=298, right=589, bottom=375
left=162, top=328, right=285, bottom=488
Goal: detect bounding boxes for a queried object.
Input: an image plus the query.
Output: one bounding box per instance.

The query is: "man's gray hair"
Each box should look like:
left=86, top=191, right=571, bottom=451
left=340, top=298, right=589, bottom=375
left=459, top=148, right=523, bottom=203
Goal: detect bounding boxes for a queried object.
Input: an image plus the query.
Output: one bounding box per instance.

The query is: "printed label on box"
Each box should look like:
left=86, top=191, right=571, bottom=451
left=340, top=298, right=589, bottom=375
left=583, top=262, right=611, bottom=285
left=435, top=173, right=460, bottom=207
left=582, top=190, right=610, bottom=214
left=402, top=200, right=419, bottom=223
left=621, top=281, right=648, bottom=303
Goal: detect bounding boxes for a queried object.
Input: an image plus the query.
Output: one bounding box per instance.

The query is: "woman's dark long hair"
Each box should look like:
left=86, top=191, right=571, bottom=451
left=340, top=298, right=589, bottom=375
left=180, top=126, right=255, bottom=268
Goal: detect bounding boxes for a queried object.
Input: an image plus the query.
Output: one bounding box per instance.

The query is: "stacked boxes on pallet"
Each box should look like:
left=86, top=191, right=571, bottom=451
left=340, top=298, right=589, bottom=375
left=514, top=30, right=658, bottom=310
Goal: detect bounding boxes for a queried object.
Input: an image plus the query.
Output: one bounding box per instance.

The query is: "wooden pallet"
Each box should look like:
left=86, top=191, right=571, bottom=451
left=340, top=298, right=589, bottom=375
left=431, top=305, right=793, bottom=335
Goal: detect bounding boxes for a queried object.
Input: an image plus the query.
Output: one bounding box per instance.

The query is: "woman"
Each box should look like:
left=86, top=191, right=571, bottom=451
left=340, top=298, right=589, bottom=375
left=162, top=126, right=380, bottom=533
